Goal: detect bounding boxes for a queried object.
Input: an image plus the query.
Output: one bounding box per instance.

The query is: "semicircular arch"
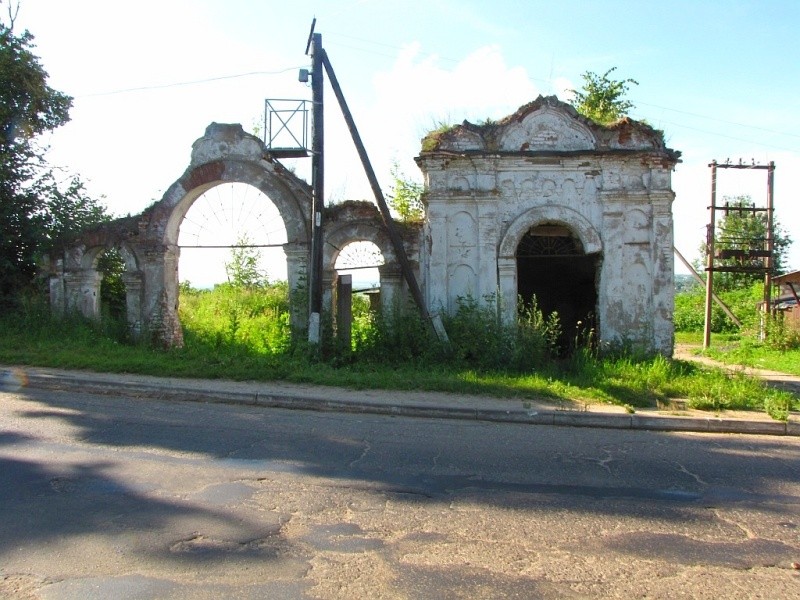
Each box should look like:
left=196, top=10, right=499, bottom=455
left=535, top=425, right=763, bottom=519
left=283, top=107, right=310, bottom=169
left=80, top=241, right=140, bottom=272
left=324, top=221, right=397, bottom=273
left=157, top=159, right=311, bottom=248
left=498, top=205, right=602, bottom=259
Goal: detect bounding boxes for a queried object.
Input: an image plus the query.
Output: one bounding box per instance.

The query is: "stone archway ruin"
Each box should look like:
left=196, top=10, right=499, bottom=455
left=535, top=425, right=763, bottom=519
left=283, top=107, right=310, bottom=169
left=48, top=123, right=413, bottom=347
left=51, top=95, right=680, bottom=356
left=49, top=123, right=317, bottom=346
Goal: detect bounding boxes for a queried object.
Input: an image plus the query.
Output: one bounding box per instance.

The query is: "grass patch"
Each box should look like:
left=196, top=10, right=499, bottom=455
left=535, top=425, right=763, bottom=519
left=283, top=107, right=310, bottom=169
left=1, top=287, right=796, bottom=421
left=703, top=341, right=800, bottom=377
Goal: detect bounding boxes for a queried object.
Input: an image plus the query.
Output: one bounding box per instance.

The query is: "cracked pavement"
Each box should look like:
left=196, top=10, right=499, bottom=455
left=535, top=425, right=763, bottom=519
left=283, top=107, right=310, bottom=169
left=1, top=385, right=799, bottom=599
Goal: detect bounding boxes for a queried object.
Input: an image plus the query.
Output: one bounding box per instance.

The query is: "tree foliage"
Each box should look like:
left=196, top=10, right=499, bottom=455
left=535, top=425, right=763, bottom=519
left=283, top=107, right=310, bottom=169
left=1, top=11, right=69, bottom=300
left=38, top=173, right=111, bottom=250
left=387, top=162, right=424, bottom=222
left=1, top=9, right=108, bottom=306
left=568, top=67, right=638, bottom=125
left=225, top=233, right=268, bottom=288
left=702, top=194, right=792, bottom=291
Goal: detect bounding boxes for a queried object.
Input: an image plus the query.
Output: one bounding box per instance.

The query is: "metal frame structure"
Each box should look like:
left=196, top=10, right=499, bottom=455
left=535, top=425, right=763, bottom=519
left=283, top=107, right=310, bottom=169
left=263, top=99, right=309, bottom=158
left=703, top=160, right=776, bottom=348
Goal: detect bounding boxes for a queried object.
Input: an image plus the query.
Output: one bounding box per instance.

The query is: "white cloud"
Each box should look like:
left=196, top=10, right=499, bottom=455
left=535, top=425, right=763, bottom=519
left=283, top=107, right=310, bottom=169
left=332, top=43, right=542, bottom=194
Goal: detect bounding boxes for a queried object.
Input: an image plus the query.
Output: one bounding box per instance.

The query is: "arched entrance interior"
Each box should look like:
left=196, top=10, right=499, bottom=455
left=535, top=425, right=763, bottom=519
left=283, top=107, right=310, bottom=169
left=95, top=248, right=127, bottom=321
left=177, top=182, right=289, bottom=288
left=334, top=240, right=385, bottom=345
left=516, top=223, right=600, bottom=351
left=334, top=241, right=383, bottom=289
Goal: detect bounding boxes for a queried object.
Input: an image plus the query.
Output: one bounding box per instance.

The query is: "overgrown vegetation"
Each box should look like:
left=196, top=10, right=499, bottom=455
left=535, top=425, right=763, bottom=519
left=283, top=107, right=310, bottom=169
left=224, top=233, right=269, bottom=288
left=387, top=162, right=425, bottom=222
left=1, top=9, right=110, bottom=308
left=420, top=120, right=458, bottom=152
left=1, top=280, right=795, bottom=420
left=568, top=67, right=638, bottom=124
left=0, top=16, right=794, bottom=421
left=674, top=278, right=800, bottom=419
left=673, top=188, right=798, bottom=393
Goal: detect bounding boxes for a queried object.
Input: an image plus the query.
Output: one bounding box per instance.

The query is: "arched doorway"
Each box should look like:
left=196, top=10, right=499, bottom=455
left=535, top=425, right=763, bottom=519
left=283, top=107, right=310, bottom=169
left=516, top=223, right=600, bottom=351
left=334, top=240, right=384, bottom=315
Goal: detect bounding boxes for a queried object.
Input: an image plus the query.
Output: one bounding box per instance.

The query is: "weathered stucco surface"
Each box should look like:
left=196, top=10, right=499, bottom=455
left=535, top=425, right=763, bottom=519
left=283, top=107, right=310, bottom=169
left=415, top=96, right=680, bottom=355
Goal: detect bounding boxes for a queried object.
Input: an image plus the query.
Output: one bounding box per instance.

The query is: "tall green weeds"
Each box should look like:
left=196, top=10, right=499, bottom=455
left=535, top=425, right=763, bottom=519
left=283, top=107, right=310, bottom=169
left=1, top=285, right=795, bottom=420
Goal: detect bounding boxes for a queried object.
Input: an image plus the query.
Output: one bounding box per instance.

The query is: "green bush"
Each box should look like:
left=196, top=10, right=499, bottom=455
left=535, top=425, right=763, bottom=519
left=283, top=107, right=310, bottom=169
left=3, top=283, right=794, bottom=421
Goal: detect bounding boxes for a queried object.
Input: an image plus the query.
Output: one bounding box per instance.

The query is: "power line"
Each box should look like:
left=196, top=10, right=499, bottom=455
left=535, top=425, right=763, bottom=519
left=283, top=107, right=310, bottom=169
left=70, top=32, right=798, bottom=155
left=635, top=115, right=800, bottom=153
left=631, top=99, right=800, bottom=141
left=78, top=66, right=306, bottom=98
left=326, top=33, right=798, bottom=151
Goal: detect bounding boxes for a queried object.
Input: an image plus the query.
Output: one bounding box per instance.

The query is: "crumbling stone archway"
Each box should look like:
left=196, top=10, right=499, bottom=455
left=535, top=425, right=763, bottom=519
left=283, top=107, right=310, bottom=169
left=323, top=201, right=411, bottom=315
left=51, top=96, right=680, bottom=357
left=50, top=123, right=315, bottom=347
left=49, top=227, right=145, bottom=335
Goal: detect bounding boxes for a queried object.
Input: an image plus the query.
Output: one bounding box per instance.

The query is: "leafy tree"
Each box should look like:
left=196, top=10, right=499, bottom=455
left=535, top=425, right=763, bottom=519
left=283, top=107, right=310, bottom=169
left=38, top=173, right=111, bottom=251
left=387, top=162, right=424, bottom=222
left=225, top=233, right=268, bottom=288
left=702, top=194, right=792, bottom=291
left=0, top=8, right=69, bottom=303
left=1, top=6, right=109, bottom=306
left=568, top=67, right=638, bottom=124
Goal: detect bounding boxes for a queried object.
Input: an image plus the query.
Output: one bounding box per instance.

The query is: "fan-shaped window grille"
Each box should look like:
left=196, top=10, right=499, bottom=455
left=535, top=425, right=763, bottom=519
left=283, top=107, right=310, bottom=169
left=335, top=241, right=385, bottom=270
left=516, top=225, right=583, bottom=257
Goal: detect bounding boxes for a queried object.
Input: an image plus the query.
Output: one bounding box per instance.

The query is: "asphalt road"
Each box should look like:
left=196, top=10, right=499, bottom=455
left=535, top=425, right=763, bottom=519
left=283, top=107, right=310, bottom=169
left=1, top=385, right=799, bottom=599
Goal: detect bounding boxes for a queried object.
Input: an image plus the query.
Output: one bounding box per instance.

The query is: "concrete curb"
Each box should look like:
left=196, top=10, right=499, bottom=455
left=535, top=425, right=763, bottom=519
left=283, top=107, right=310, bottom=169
left=15, top=368, right=798, bottom=437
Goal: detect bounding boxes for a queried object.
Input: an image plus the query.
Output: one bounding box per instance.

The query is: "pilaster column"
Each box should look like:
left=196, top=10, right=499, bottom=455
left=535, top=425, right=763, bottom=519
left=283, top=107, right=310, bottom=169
left=121, top=271, right=144, bottom=338
left=63, top=270, right=103, bottom=319
left=378, top=263, right=404, bottom=314
left=497, top=257, right=517, bottom=325
left=283, top=242, right=310, bottom=334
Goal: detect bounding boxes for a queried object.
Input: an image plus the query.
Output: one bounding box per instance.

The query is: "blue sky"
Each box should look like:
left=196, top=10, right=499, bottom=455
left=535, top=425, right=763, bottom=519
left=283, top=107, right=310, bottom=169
left=14, top=0, right=800, bottom=283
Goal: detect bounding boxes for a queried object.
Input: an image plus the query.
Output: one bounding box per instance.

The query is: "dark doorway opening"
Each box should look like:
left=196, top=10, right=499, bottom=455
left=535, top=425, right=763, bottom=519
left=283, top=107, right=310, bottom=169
left=516, top=224, right=599, bottom=352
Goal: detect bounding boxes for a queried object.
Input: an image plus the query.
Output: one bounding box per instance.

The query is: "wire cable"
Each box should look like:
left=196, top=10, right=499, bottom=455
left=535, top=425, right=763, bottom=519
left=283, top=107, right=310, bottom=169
left=78, top=66, right=306, bottom=98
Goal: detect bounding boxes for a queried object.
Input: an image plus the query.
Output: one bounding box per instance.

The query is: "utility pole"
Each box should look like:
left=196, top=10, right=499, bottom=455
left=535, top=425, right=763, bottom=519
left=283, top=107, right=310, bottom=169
left=307, top=21, right=324, bottom=345
left=764, top=161, right=775, bottom=332
left=298, top=21, right=448, bottom=344
left=703, top=161, right=717, bottom=349
left=320, top=50, right=449, bottom=343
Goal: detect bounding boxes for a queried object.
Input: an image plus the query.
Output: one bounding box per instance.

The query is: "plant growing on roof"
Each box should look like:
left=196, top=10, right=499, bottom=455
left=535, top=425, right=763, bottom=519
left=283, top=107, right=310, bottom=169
left=568, top=67, right=638, bottom=125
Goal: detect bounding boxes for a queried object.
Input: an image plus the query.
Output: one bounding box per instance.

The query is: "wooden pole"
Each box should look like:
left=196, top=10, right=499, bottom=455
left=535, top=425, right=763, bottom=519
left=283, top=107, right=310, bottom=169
left=703, top=161, right=717, bottom=349
left=308, top=32, right=324, bottom=344
left=674, top=247, right=742, bottom=327
left=320, top=50, right=448, bottom=343
left=763, top=161, right=775, bottom=339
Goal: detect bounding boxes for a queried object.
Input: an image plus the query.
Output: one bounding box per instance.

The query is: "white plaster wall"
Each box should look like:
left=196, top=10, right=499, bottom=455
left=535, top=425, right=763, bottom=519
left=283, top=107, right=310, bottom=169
left=417, top=100, right=678, bottom=355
